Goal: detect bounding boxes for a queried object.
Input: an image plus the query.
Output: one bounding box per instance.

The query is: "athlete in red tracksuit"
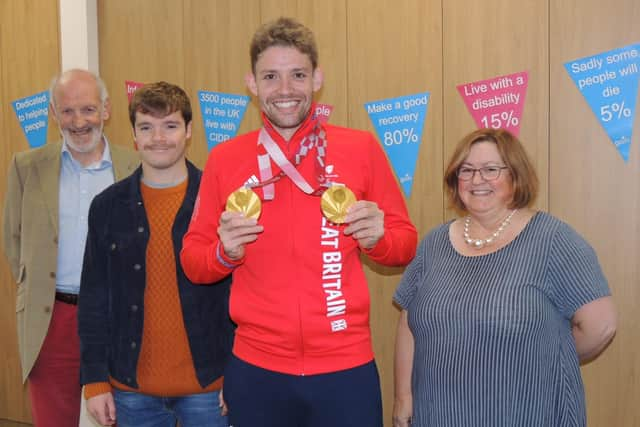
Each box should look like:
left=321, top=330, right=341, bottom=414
left=181, top=17, right=417, bottom=427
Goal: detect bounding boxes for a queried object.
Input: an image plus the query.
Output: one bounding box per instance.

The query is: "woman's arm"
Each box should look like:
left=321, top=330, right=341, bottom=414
left=393, top=309, right=415, bottom=427
left=572, top=296, right=617, bottom=363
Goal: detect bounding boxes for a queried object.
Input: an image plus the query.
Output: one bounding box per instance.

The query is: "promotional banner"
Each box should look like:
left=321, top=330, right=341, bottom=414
left=564, top=43, right=640, bottom=162
left=12, top=91, right=49, bottom=148
left=314, top=103, right=333, bottom=123
left=125, top=80, right=145, bottom=103
left=457, top=71, right=528, bottom=136
left=364, top=92, right=429, bottom=197
left=199, top=91, right=250, bottom=151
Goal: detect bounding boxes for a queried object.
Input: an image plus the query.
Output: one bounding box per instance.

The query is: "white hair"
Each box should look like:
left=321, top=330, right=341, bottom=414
left=49, top=69, right=109, bottom=112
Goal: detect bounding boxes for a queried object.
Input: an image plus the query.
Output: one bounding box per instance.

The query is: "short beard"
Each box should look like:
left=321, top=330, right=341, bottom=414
left=61, top=123, right=104, bottom=154
left=264, top=108, right=309, bottom=133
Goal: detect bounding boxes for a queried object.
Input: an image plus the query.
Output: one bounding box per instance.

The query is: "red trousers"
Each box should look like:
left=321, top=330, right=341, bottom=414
left=28, top=300, right=81, bottom=427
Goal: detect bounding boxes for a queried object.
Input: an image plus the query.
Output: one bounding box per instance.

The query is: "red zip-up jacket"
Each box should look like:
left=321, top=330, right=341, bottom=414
left=181, top=111, right=417, bottom=375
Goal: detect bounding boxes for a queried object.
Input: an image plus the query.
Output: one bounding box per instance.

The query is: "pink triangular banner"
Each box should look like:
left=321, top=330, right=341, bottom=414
left=314, top=103, right=333, bottom=123
left=457, top=71, right=528, bottom=136
left=126, top=80, right=145, bottom=103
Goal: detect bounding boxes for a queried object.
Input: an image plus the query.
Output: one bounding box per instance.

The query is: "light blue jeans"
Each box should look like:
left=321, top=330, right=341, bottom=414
left=113, top=389, right=227, bottom=427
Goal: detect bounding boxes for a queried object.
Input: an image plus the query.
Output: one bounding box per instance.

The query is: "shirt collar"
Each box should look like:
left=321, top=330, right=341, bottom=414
left=61, top=136, right=113, bottom=170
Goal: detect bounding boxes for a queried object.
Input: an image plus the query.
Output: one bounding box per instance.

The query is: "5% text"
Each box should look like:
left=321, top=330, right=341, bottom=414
left=600, top=101, right=631, bottom=122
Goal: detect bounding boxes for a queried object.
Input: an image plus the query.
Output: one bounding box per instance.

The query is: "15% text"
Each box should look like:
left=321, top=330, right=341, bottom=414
left=480, top=110, right=519, bottom=129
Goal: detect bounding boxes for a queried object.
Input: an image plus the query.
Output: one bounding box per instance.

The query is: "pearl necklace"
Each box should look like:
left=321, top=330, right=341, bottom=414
left=463, top=210, right=517, bottom=249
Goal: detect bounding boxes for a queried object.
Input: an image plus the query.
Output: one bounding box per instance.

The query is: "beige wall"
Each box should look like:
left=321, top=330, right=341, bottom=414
left=1, top=1, right=638, bottom=425
left=0, top=0, right=61, bottom=423
left=550, top=2, right=640, bottom=425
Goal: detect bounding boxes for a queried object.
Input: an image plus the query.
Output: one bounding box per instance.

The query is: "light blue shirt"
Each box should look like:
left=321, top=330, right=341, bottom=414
left=56, top=140, right=115, bottom=294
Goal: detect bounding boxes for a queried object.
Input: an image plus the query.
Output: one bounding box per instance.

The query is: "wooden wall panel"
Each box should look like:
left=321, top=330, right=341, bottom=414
left=346, top=0, right=443, bottom=422
left=0, top=0, right=61, bottom=423
left=259, top=0, right=349, bottom=127
left=550, top=1, right=640, bottom=425
left=97, top=0, right=185, bottom=152
left=182, top=0, right=262, bottom=167
left=443, top=0, right=549, bottom=213
left=347, top=0, right=443, bottom=227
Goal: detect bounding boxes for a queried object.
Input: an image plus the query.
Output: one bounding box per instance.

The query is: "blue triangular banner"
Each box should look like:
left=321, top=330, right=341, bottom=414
left=364, top=92, right=429, bottom=197
left=564, top=43, right=640, bottom=162
left=198, top=91, right=250, bottom=151
left=12, top=91, right=49, bottom=148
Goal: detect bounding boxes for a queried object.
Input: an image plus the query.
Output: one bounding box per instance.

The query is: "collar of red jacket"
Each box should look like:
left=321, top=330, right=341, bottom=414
left=260, top=103, right=320, bottom=155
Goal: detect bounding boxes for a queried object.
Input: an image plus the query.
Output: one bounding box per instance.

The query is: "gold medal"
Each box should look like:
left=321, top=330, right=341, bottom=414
left=321, top=185, right=356, bottom=224
left=226, top=187, right=262, bottom=219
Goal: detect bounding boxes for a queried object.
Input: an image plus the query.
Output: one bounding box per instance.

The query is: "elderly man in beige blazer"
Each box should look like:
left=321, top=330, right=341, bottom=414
left=2, top=69, right=139, bottom=427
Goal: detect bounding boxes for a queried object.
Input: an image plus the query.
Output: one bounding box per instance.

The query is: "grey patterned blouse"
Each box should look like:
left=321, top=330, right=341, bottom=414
left=394, top=212, right=610, bottom=427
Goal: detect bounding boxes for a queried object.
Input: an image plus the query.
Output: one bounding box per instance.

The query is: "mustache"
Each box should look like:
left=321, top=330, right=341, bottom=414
left=143, top=144, right=177, bottom=150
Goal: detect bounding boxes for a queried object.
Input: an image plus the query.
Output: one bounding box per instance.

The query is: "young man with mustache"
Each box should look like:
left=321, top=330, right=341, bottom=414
left=78, top=82, right=234, bottom=427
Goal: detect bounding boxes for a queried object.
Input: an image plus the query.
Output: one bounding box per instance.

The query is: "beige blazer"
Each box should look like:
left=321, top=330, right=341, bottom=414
left=1, top=141, right=139, bottom=382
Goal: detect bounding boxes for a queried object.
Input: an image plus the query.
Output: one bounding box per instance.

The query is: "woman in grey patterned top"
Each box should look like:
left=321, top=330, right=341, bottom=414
left=393, top=128, right=617, bottom=427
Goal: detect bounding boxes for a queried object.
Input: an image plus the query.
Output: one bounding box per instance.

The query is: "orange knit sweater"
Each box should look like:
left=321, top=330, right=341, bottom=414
left=84, top=179, right=222, bottom=398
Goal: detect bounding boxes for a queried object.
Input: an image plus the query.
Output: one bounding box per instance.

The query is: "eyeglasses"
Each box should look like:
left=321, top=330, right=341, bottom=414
left=457, top=166, right=509, bottom=181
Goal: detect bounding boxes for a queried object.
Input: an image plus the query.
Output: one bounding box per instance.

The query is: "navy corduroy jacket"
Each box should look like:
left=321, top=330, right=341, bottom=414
left=78, top=160, right=234, bottom=389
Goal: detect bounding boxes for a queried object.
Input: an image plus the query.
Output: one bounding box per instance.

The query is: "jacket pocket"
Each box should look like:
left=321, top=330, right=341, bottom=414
left=17, top=262, right=25, bottom=284
left=16, top=276, right=25, bottom=313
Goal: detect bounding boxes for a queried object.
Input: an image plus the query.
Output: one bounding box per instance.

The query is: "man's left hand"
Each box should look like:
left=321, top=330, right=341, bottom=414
left=343, top=200, right=384, bottom=249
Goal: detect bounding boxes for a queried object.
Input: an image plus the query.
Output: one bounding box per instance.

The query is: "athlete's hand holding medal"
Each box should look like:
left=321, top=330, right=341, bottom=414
left=321, top=186, right=384, bottom=249
left=218, top=188, right=264, bottom=261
